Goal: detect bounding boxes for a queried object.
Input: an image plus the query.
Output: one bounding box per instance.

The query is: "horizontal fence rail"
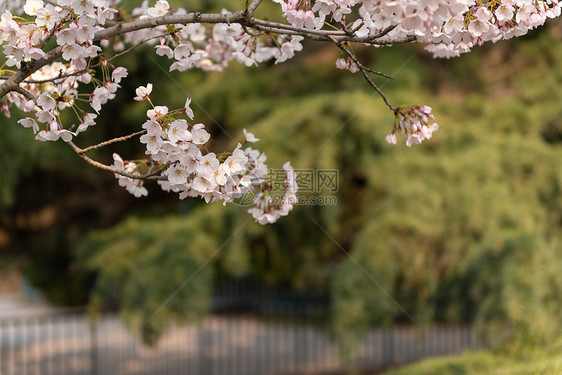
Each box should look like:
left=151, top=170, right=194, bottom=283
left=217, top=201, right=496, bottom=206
left=0, top=311, right=478, bottom=375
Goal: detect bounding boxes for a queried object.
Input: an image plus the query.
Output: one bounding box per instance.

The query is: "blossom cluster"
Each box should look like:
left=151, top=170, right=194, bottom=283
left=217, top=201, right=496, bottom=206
left=110, top=85, right=297, bottom=224
left=0, top=0, right=304, bottom=223
left=273, top=0, right=561, bottom=58
left=0, top=0, right=305, bottom=145
left=335, top=57, right=359, bottom=73
left=6, top=0, right=555, bottom=148
left=248, top=162, right=299, bottom=224
left=124, top=1, right=304, bottom=71
left=385, top=106, right=439, bottom=147
left=2, top=0, right=124, bottom=142
left=14, top=61, right=124, bottom=142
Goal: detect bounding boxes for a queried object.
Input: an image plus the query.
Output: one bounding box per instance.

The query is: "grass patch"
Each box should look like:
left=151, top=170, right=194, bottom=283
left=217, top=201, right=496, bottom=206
left=382, top=349, right=562, bottom=375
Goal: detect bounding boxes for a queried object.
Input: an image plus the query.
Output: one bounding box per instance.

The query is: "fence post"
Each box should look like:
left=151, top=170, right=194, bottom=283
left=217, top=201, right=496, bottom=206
left=382, top=327, right=395, bottom=367
left=90, top=320, right=98, bottom=375
left=198, top=323, right=212, bottom=375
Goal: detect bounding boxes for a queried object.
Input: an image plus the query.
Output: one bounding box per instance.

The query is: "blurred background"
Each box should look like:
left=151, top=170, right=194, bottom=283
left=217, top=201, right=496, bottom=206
left=1, top=1, right=562, bottom=374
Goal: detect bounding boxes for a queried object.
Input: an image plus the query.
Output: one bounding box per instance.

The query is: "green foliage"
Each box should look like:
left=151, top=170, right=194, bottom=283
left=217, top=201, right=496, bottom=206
left=79, top=26, right=562, bottom=353
left=0, top=117, right=33, bottom=212
left=78, top=204, right=238, bottom=344
left=382, top=346, right=562, bottom=375
left=331, top=26, right=562, bottom=361
left=0, top=115, right=79, bottom=214
left=466, top=234, right=562, bottom=349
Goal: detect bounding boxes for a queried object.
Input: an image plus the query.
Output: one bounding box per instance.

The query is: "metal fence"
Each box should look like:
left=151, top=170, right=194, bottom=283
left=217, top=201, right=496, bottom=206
left=0, top=310, right=477, bottom=375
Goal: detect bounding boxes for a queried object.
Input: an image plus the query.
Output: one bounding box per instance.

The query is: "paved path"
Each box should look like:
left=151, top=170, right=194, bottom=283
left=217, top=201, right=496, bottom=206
left=0, top=295, right=60, bottom=318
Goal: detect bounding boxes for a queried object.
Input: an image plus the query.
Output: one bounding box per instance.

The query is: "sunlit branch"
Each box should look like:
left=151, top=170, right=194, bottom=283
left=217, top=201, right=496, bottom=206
left=68, top=141, right=167, bottom=181
left=75, top=130, right=147, bottom=154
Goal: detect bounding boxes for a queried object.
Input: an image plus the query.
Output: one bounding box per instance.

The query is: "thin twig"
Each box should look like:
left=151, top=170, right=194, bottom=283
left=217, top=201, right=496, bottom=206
left=68, top=141, right=166, bottom=181
left=328, top=36, right=396, bottom=112
left=349, top=21, right=364, bottom=35
left=22, top=69, right=89, bottom=84
left=333, top=39, right=394, bottom=80
left=143, top=161, right=176, bottom=178
left=75, top=130, right=147, bottom=154
left=367, top=25, right=398, bottom=41
left=106, top=34, right=167, bottom=63
left=241, top=23, right=264, bottom=37
left=357, top=65, right=396, bottom=112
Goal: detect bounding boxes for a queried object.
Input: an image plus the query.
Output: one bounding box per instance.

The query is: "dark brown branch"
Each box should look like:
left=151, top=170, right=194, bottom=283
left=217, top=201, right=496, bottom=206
left=249, top=20, right=412, bottom=44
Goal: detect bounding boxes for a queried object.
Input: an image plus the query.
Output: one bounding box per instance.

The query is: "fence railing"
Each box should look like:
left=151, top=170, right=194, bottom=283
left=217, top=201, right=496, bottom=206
left=0, top=310, right=478, bottom=375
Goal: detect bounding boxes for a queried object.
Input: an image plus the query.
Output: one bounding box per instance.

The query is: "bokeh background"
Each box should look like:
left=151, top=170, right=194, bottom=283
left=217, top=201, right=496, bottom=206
left=1, top=1, right=562, bottom=373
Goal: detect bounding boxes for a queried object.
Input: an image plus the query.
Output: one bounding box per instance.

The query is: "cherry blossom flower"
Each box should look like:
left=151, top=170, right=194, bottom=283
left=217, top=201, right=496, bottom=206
left=184, top=97, right=194, bottom=120
left=23, top=0, right=43, bottom=16
left=147, top=0, right=169, bottom=18
left=134, top=84, right=153, bottom=101
left=112, top=67, right=128, bottom=84
left=243, top=129, right=259, bottom=143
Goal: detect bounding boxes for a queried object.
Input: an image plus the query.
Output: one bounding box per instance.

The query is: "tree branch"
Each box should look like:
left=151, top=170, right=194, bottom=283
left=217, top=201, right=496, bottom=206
left=0, top=47, right=63, bottom=100
left=18, top=68, right=91, bottom=84
left=93, top=11, right=247, bottom=41
left=10, top=86, right=36, bottom=101
left=106, top=34, right=167, bottom=63
left=68, top=141, right=166, bottom=181
left=143, top=161, right=176, bottom=178
left=94, top=11, right=411, bottom=46
left=75, top=130, right=147, bottom=154
left=248, top=19, right=413, bottom=44
left=0, top=8, right=413, bottom=101
left=329, top=36, right=396, bottom=112
left=246, top=0, right=264, bottom=17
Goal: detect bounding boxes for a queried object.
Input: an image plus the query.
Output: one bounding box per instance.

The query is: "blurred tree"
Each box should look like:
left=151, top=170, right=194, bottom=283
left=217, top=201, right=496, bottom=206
left=80, top=26, right=562, bottom=352
left=0, top=1, right=561, bottom=364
